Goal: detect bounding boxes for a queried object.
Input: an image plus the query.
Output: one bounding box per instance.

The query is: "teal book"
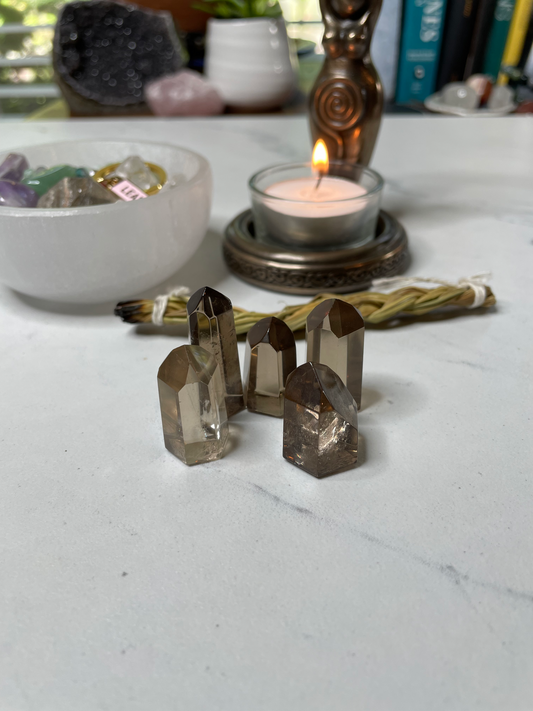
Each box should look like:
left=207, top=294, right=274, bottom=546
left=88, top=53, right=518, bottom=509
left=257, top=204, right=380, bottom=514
left=483, top=0, right=516, bottom=78
left=396, top=0, right=448, bottom=103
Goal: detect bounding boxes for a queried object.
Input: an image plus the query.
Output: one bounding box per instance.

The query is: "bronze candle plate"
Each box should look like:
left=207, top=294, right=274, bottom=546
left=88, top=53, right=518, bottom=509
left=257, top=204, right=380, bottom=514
left=223, top=209, right=408, bottom=295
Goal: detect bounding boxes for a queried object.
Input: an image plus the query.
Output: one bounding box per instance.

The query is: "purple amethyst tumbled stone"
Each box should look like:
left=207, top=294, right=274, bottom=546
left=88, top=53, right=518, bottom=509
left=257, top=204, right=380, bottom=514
left=0, top=153, right=29, bottom=182
left=0, top=180, right=39, bottom=208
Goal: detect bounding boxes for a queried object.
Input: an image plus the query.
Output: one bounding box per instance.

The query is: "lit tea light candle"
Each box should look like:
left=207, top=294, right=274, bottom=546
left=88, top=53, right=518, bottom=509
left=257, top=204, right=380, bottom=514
left=249, top=141, right=383, bottom=250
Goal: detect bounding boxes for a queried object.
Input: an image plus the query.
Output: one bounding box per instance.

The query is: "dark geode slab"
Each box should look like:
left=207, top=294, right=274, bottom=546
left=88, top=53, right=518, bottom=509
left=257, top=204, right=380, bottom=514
left=54, top=0, right=184, bottom=115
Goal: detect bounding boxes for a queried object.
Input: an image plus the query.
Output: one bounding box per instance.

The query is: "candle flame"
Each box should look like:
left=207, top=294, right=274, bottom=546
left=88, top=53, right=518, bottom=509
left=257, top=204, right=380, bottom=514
left=312, top=139, right=329, bottom=175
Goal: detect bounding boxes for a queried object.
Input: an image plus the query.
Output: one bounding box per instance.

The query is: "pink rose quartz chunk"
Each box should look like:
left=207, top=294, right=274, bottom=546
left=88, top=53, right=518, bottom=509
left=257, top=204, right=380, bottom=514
left=146, top=70, right=224, bottom=117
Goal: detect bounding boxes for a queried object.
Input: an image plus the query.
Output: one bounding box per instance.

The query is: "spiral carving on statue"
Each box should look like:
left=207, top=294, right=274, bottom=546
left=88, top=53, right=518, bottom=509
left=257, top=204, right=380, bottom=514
left=314, top=78, right=363, bottom=133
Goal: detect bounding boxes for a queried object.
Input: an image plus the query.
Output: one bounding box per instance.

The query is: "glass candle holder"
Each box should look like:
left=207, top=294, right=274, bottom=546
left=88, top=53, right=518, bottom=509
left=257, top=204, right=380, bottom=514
left=249, top=161, right=383, bottom=250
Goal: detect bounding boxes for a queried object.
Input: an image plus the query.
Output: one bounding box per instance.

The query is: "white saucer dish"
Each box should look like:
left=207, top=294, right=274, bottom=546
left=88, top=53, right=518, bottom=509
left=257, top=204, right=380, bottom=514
left=424, top=93, right=516, bottom=117
left=0, top=140, right=212, bottom=303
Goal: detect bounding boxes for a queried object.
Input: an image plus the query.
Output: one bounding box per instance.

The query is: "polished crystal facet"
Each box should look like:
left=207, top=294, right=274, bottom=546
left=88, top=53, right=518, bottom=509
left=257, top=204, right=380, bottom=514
left=187, top=286, right=245, bottom=418
left=115, top=156, right=159, bottom=192
left=306, top=298, right=365, bottom=410
left=244, top=316, right=297, bottom=417
left=157, top=345, right=228, bottom=466
left=283, top=362, right=358, bottom=478
left=37, top=177, right=118, bottom=208
left=0, top=180, right=39, bottom=208
left=0, top=153, right=28, bottom=182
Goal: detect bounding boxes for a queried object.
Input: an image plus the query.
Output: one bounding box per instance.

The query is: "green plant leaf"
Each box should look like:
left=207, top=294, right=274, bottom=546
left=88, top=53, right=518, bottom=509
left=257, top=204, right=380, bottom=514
left=192, top=0, right=281, bottom=18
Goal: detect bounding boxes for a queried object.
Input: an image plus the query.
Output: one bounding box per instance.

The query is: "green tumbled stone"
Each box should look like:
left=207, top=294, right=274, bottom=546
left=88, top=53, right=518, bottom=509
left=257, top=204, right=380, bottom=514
left=22, top=165, right=87, bottom=196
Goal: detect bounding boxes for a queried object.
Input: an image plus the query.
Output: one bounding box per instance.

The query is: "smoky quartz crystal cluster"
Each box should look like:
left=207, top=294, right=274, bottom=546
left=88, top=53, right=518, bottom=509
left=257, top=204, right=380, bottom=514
left=157, top=288, right=365, bottom=477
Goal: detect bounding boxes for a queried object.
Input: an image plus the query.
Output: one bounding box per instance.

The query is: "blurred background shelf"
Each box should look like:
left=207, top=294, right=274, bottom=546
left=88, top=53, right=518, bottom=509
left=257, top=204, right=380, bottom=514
left=0, top=0, right=531, bottom=119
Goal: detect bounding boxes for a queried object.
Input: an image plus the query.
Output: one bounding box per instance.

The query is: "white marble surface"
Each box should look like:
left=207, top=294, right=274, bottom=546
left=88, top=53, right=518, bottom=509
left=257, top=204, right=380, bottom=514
left=1, top=116, right=532, bottom=711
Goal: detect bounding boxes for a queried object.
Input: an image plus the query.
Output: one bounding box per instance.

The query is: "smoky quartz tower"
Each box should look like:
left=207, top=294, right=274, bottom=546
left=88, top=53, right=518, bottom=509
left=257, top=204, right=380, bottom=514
left=283, top=362, right=358, bottom=478
left=306, top=298, right=364, bottom=410
left=244, top=317, right=297, bottom=417
left=187, top=286, right=245, bottom=418
left=157, top=345, right=228, bottom=466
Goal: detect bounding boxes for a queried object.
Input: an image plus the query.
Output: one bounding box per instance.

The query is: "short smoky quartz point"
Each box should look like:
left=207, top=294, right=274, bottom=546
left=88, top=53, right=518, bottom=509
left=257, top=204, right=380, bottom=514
left=283, top=362, right=358, bottom=478
left=244, top=316, right=296, bottom=417
left=187, top=286, right=245, bottom=418
left=306, top=298, right=365, bottom=410
left=157, top=345, right=228, bottom=466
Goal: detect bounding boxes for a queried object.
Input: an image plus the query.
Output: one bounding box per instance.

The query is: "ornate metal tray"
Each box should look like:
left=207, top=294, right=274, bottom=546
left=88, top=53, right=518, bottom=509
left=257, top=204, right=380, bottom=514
left=223, top=209, right=408, bottom=295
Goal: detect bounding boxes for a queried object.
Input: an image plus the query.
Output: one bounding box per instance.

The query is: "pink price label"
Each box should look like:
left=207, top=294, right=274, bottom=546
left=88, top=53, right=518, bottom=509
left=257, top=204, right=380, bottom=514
left=110, top=180, right=148, bottom=201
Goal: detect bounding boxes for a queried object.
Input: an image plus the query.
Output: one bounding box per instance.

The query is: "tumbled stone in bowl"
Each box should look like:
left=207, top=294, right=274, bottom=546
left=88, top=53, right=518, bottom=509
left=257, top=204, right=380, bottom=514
left=114, top=155, right=159, bottom=191
left=0, top=153, right=29, bottom=183
left=37, top=177, right=119, bottom=207
left=22, top=165, right=89, bottom=196
left=0, top=180, right=39, bottom=208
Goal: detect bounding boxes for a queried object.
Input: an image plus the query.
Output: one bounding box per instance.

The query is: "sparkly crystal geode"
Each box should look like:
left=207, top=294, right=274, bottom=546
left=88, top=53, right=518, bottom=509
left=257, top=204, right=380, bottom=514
left=306, top=298, right=364, bottom=410
left=187, top=286, right=244, bottom=418
left=244, top=317, right=296, bottom=417
left=283, top=362, right=358, bottom=478
left=54, top=0, right=184, bottom=116
left=37, top=177, right=118, bottom=208
left=157, top=345, right=228, bottom=466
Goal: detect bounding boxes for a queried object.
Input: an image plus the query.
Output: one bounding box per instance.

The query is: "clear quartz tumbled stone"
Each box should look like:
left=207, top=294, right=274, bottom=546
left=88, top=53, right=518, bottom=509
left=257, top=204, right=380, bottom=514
left=115, top=155, right=159, bottom=191
left=283, top=362, right=358, bottom=478
left=157, top=345, right=228, bottom=465
left=244, top=316, right=297, bottom=417
left=187, top=286, right=245, bottom=418
left=306, top=298, right=364, bottom=410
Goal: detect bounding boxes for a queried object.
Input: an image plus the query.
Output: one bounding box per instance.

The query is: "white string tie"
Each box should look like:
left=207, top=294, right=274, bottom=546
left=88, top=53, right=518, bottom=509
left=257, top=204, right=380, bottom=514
left=152, top=286, right=190, bottom=326
left=457, top=274, right=491, bottom=309
left=370, top=273, right=492, bottom=309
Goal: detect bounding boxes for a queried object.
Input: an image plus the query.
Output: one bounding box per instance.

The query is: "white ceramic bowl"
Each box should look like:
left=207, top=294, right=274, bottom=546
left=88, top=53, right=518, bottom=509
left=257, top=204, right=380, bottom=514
left=0, top=140, right=212, bottom=303
left=205, top=18, right=296, bottom=110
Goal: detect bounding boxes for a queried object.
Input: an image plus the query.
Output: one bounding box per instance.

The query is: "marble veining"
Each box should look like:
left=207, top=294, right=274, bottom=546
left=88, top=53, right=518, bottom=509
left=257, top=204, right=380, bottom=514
left=0, top=116, right=532, bottom=711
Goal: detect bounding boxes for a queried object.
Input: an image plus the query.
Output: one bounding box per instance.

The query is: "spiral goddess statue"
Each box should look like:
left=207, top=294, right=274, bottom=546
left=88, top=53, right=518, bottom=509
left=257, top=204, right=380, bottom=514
left=309, top=0, right=383, bottom=167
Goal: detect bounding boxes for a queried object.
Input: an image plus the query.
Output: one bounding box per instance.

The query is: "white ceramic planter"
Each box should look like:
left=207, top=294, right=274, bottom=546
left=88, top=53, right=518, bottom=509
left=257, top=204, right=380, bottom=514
left=205, top=17, right=296, bottom=111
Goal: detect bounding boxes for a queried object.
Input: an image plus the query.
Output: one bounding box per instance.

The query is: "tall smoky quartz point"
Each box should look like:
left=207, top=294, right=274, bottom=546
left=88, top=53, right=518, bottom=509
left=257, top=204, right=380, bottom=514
left=283, top=362, right=358, bottom=478
left=157, top=345, right=228, bottom=465
left=306, top=298, right=365, bottom=410
left=244, top=317, right=297, bottom=417
left=187, top=286, right=245, bottom=418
